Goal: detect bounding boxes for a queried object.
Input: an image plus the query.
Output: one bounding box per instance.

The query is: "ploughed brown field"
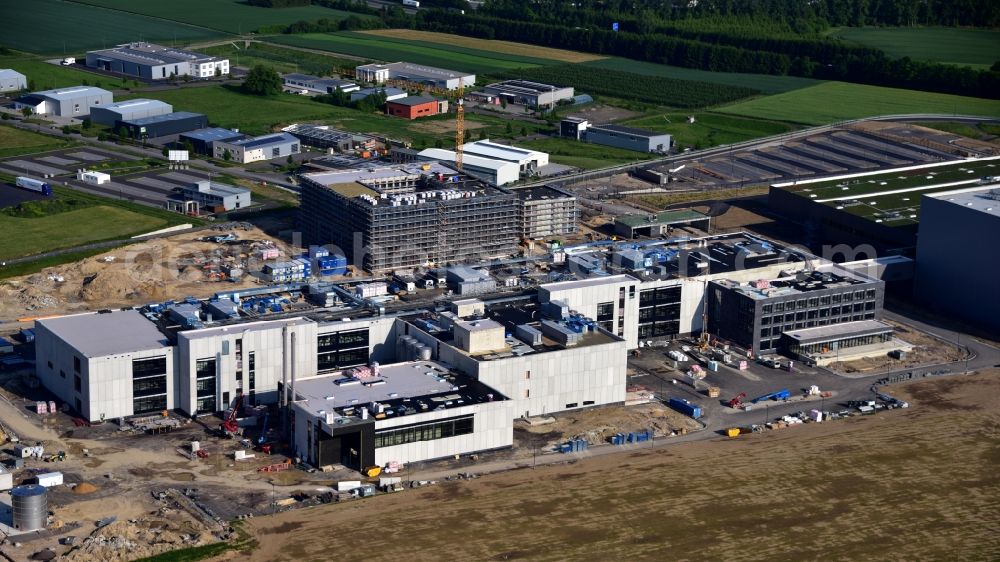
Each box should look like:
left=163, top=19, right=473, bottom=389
left=221, top=370, right=1000, bottom=562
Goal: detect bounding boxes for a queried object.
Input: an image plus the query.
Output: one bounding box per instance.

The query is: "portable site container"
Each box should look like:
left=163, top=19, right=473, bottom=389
left=36, top=472, right=63, bottom=487
left=668, top=397, right=703, bottom=419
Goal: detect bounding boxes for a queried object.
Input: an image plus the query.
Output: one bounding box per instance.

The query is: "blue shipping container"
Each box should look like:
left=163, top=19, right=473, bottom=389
left=668, top=397, right=703, bottom=419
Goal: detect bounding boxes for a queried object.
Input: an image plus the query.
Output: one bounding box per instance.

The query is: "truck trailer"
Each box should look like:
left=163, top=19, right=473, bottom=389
left=14, top=177, right=52, bottom=196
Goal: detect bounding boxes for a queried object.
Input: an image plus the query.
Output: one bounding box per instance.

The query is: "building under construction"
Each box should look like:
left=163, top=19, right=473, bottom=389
left=514, top=185, right=578, bottom=240
left=299, top=164, right=519, bottom=273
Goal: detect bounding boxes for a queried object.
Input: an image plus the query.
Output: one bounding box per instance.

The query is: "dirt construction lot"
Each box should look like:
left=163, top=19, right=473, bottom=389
left=225, top=370, right=1000, bottom=562
left=0, top=224, right=296, bottom=324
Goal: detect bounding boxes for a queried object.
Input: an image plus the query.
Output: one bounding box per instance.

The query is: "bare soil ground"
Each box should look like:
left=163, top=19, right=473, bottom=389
left=516, top=402, right=702, bottom=453
left=0, top=225, right=296, bottom=324
left=409, top=118, right=487, bottom=135
left=566, top=104, right=641, bottom=124
left=225, top=370, right=1000, bottom=562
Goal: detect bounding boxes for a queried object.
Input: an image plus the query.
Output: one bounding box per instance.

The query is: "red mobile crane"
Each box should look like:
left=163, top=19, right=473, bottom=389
left=727, top=392, right=747, bottom=409
left=220, top=391, right=244, bottom=438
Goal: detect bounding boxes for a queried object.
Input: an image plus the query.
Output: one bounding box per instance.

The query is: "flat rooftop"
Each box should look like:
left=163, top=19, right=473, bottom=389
left=181, top=181, right=250, bottom=197
left=784, top=319, right=893, bottom=345
left=559, top=233, right=809, bottom=279
left=121, top=111, right=205, bottom=126
left=93, top=99, right=171, bottom=112
left=926, top=185, right=1000, bottom=218
left=773, top=157, right=1000, bottom=226
left=461, top=140, right=543, bottom=163
left=90, top=43, right=217, bottom=66
left=486, top=80, right=569, bottom=94
left=616, top=209, right=709, bottom=228
left=721, top=268, right=875, bottom=300
left=32, top=86, right=111, bottom=100
left=418, top=148, right=518, bottom=173
left=37, top=310, right=170, bottom=357
left=292, top=360, right=505, bottom=421
left=513, top=184, right=574, bottom=200
left=230, top=132, right=298, bottom=149
left=302, top=162, right=457, bottom=189
left=388, top=96, right=438, bottom=106
left=365, top=62, right=473, bottom=80
left=180, top=127, right=244, bottom=142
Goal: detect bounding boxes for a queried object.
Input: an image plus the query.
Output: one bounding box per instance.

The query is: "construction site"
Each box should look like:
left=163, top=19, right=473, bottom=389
left=0, top=223, right=299, bottom=324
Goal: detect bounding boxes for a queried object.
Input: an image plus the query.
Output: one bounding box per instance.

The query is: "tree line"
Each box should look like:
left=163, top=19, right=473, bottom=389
left=414, top=11, right=1000, bottom=99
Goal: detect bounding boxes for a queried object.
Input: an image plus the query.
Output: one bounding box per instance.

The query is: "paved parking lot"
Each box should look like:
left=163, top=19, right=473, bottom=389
left=0, top=147, right=133, bottom=179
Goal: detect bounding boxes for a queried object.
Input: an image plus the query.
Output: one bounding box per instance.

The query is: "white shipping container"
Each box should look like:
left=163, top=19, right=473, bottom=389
left=337, top=480, right=362, bottom=492
left=37, top=472, right=64, bottom=487
left=0, top=470, right=12, bottom=491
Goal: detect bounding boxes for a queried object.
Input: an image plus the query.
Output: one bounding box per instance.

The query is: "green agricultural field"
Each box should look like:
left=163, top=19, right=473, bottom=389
left=0, top=54, right=119, bottom=91
left=583, top=58, right=821, bottom=94
left=1, top=0, right=224, bottom=55
left=127, top=85, right=546, bottom=144
left=0, top=126, right=74, bottom=158
left=621, top=112, right=794, bottom=150
left=71, top=0, right=373, bottom=35
left=518, top=137, right=654, bottom=170
left=268, top=33, right=543, bottom=76
left=341, top=32, right=559, bottom=67
left=198, top=43, right=362, bottom=75
left=829, top=27, right=1000, bottom=69
left=0, top=205, right=166, bottom=261
left=716, top=82, right=1000, bottom=125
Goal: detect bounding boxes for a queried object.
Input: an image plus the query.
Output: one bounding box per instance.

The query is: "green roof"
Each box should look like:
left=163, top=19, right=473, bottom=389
left=774, top=157, right=1000, bottom=227
left=615, top=209, right=708, bottom=228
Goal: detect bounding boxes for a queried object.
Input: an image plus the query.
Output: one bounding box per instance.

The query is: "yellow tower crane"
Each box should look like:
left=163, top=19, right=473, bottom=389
left=454, top=80, right=465, bottom=170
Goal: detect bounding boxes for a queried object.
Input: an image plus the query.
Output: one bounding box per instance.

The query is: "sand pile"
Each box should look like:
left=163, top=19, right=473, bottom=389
left=73, top=482, right=99, bottom=495
left=61, top=519, right=210, bottom=562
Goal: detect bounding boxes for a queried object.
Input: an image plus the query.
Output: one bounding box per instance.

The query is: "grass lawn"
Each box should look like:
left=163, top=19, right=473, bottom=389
left=268, top=33, right=542, bottom=76
left=359, top=30, right=605, bottom=63
left=716, top=82, right=1000, bottom=125
left=621, top=112, right=794, bottom=150
left=0, top=125, right=74, bottom=158
left=0, top=54, right=119, bottom=91
left=1, top=0, right=223, bottom=55
left=0, top=205, right=166, bottom=260
left=199, top=43, right=362, bottom=75
left=128, top=84, right=549, bottom=143
left=71, top=0, right=374, bottom=35
left=913, top=121, right=992, bottom=140
left=829, top=26, right=1000, bottom=68
left=519, top=137, right=653, bottom=170
left=583, top=58, right=822, bottom=94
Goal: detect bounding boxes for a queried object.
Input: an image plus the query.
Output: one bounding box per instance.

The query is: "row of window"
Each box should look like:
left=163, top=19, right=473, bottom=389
left=638, top=320, right=680, bottom=339
left=133, top=376, right=167, bottom=398
left=639, top=304, right=680, bottom=322
left=762, top=312, right=877, bottom=339
left=133, top=357, right=166, bottom=379
left=317, top=329, right=369, bottom=353
left=761, top=302, right=875, bottom=325
left=640, top=286, right=682, bottom=307
left=318, top=348, right=369, bottom=372
left=761, top=290, right=877, bottom=313
left=373, top=415, right=474, bottom=449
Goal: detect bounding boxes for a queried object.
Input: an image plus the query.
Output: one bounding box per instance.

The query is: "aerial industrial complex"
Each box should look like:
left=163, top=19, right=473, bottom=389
left=0, top=15, right=995, bottom=558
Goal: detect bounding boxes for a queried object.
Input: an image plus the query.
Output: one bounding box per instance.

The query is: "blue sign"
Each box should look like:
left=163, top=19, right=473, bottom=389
left=612, top=22, right=619, bottom=32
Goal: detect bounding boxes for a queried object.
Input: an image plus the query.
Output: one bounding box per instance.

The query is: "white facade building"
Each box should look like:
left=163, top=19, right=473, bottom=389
left=417, top=148, right=520, bottom=186
left=0, top=69, right=27, bottom=93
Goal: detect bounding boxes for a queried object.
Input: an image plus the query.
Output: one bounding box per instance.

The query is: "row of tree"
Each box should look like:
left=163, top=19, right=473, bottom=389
left=478, top=0, right=1000, bottom=29
left=415, top=11, right=999, bottom=99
